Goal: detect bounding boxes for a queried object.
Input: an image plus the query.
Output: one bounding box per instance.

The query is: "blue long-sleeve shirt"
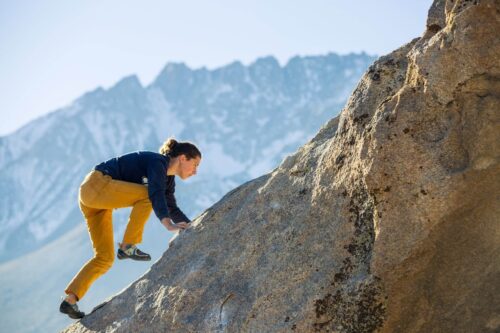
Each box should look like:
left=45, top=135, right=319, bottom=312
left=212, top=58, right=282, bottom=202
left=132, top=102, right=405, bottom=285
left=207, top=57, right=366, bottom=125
left=94, top=151, right=190, bottom=223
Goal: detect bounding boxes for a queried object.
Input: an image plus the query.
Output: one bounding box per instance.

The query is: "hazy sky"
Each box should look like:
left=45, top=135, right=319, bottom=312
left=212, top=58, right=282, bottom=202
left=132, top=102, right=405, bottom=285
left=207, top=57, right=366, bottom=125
left=0, top=0, right=433, bottom=136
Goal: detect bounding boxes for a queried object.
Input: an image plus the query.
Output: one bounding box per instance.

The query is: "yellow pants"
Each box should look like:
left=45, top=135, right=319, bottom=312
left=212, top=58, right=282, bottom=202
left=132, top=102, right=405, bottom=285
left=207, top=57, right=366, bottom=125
left=65, top=170, right=152, bottom=300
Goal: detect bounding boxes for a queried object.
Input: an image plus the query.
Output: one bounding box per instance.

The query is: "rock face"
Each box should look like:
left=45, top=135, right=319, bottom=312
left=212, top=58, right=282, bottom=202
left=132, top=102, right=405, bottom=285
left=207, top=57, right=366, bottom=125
left=62, top=1, right=499, bottom=332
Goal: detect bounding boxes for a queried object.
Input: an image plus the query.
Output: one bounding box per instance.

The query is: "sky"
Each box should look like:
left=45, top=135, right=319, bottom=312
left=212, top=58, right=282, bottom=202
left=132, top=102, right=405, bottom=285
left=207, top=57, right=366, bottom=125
left=0, top=0, right=433, bottom=136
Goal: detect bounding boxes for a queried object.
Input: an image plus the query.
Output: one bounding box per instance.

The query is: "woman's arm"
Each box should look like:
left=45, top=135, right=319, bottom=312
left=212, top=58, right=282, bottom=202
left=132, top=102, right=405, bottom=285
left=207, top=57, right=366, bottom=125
left=146, top=159, right=171, bottom=221
left=165, top=179, right=191, bottom=223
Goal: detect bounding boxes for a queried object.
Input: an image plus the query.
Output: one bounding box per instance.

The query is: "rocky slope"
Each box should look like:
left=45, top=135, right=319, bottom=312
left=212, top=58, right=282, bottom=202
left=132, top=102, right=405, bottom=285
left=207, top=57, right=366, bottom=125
left=63, top=1, right=499, bottom=332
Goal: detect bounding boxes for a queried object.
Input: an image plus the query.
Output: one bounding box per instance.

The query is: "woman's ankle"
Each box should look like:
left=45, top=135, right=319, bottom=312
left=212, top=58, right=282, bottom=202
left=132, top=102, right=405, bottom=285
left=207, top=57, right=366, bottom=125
left=120, top=242, right=132, bottom=250
left=65, top=293, right=78, bottom=304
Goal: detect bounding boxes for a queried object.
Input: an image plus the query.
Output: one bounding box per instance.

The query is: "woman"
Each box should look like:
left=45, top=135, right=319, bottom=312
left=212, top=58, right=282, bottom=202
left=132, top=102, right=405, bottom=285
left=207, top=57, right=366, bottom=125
left=60, top=138, right=201, bottom=319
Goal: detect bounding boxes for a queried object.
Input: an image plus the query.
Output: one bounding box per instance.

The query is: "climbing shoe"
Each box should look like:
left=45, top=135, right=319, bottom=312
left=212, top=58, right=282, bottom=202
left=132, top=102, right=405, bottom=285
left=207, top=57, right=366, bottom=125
left=60, top=300, right=85, bottom=319
left=117, top=244, right=151, bottom=261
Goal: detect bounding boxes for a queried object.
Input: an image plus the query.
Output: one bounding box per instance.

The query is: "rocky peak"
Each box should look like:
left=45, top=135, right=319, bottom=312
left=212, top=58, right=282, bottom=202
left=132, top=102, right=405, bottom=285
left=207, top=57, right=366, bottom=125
left=63, top=1, right=499, bottom=332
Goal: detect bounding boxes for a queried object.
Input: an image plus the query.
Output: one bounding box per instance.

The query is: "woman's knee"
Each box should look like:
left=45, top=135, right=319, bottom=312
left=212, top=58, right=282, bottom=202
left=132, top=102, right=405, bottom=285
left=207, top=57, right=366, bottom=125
left=130, top=198, right=152, bottom=216
left=94, top=254, right=114, bottom=271
left=136, top=198, right=152, bottom=209
left=80, top=202, right=110, bottom=220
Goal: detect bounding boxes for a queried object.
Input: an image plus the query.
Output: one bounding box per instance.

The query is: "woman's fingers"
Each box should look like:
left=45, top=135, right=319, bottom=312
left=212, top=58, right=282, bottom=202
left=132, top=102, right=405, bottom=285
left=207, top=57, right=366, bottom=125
left=177, top=222, right=190, bottom=229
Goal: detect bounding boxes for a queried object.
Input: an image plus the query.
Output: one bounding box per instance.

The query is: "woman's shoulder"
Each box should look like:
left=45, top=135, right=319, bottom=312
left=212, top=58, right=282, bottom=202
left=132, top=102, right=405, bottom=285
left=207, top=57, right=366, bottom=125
left=136, top=151, right=170, bottom=167
left=134, top=150, right=167, bottom=159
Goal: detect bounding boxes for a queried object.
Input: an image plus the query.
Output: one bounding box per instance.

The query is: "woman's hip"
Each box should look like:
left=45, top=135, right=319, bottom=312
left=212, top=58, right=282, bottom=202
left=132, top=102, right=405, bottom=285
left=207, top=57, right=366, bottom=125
left=79, top=171, right=149, bottom=208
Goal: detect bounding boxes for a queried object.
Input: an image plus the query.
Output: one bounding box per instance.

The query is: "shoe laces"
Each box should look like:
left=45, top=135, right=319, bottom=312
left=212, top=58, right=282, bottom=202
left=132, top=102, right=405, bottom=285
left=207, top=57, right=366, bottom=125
left=123, top=244, right=137, bottom=256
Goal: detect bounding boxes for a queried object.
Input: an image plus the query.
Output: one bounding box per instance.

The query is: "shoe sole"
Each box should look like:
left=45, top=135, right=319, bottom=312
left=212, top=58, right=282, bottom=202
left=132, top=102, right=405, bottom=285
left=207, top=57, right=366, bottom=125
left=67, top=312, right=85, bottom=319
left=117, top=256, right=151, bottom=261
left=117, top=253, right=151, bottom=261
left=60, top=307, right=84, bottom=319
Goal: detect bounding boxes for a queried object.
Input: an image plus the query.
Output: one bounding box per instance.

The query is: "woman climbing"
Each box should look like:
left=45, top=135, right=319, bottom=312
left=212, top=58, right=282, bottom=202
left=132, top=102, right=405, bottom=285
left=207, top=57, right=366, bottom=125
left=59, top=138, right=201, bottom=319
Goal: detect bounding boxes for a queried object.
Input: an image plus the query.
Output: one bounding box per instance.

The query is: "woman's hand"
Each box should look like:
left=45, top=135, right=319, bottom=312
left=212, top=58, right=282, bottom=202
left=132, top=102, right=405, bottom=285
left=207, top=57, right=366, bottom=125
left=176, top=222, right=190, bottom=229
left=161, top=218, right=190, bottom=232
left=161, top=218, right=179, bottom=231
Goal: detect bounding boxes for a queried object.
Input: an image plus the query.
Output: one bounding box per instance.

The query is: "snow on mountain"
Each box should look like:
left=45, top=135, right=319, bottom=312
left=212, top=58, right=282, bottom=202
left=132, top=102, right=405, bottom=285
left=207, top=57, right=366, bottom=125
left=0, top=52, right=375, bottom=333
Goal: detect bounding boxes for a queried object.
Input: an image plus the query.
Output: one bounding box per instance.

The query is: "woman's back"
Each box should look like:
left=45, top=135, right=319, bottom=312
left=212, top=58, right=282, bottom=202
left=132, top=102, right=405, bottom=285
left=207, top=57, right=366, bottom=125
left=94, top=151, right=170, bottom=185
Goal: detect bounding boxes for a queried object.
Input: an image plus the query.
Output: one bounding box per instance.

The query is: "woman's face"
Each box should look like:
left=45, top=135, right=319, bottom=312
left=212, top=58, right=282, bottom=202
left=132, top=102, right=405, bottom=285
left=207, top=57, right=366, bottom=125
left=178, top=155, right=201, bottom=180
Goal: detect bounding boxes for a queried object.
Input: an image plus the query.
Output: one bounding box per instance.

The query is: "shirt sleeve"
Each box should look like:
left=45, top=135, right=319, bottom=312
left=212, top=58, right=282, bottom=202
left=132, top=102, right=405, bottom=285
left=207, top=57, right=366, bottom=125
left=146, top=159, right=171, bottom=221
left=165, top=179, right=191, bottom=223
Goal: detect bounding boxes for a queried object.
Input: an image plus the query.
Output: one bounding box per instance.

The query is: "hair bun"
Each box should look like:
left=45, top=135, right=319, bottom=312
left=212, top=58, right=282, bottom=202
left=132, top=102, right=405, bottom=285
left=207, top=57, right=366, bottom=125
left=168, top=139, right=178, bottom=149
left=159, top=137, right=201, bottom=159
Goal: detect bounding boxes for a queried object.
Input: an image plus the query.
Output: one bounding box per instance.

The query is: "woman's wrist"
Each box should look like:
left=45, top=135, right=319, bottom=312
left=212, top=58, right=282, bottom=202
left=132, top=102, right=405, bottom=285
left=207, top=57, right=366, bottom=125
left=161, top=217, right=175, bottom=230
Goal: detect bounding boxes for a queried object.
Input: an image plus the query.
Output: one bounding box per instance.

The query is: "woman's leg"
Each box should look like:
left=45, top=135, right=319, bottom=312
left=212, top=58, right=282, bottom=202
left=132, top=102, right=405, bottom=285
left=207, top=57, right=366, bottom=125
left=65, top=204, right=114, bottom=301
left=91, top=174, right=153, bottom=246
left=81, top=171, right=153, bottom=245
left=65, top=171, right=153, bottom=300
left=122, top=197, right=153, bottom=245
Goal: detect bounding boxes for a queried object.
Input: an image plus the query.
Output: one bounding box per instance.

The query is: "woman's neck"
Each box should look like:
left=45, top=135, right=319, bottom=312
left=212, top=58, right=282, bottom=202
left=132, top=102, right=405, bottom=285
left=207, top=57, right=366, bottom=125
left=167, top=156, right=179, bottom=176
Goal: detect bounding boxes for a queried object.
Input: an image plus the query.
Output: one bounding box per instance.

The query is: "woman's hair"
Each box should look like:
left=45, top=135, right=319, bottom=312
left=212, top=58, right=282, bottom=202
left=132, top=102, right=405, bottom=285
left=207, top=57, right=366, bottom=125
left=159, top=137, right=201, bottom=160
